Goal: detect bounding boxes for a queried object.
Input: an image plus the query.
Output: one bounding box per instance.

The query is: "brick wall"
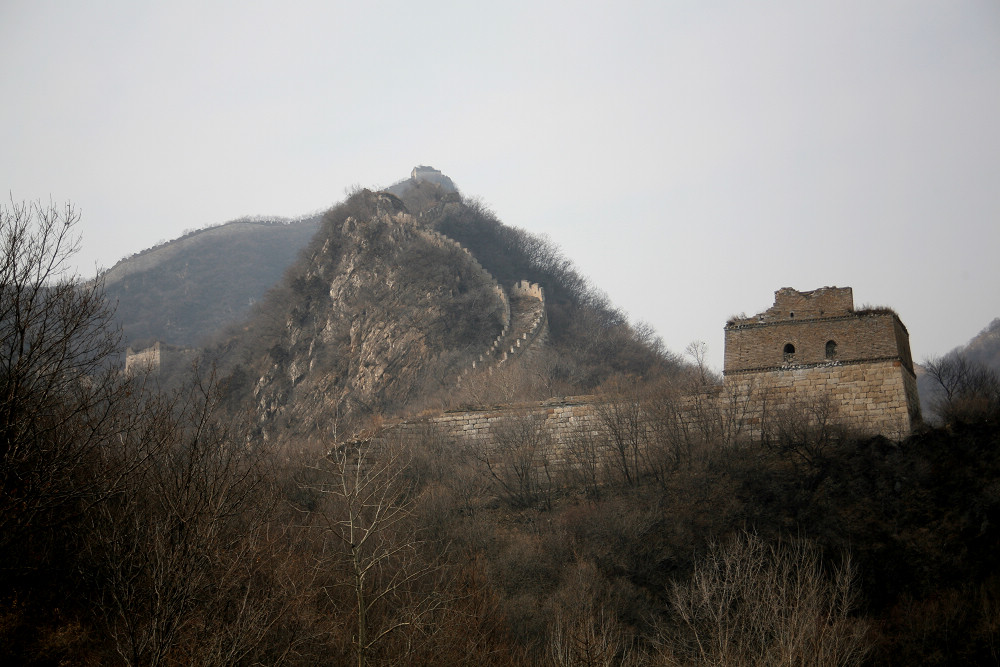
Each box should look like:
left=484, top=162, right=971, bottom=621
left=124, top=342, right=161, bottom=374
left=723, top=286, right=920, bottom=434
left=725, top=360, right=918, bottom=439
left=724, top=312, right=908, bottom=371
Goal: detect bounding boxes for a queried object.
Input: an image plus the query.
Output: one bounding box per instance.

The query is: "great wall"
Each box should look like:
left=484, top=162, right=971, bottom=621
left=370, top=286, right=922, bottom=484
left=414, top=226, right=548, bottom=380
left=122, top=186, right=921, bottom=476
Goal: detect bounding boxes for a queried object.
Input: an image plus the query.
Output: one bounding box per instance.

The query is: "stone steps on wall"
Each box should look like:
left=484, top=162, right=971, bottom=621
left=463, top=280, right=547, bottom=382
left=407, top=222, right=549, bottom=384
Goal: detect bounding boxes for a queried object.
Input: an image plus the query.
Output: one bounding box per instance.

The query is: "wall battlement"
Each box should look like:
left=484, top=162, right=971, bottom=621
left=732, top=286, right=855, bottom=325
left=510, top=280, right=544, bottom=301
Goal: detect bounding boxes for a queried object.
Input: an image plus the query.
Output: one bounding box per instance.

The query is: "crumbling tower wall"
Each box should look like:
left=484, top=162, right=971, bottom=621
left=724, top=286, right=921, bottom=439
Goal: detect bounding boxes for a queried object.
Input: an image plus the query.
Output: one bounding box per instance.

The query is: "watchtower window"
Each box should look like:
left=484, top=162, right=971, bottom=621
left=826, top=340, right=837, bottom=359
left=783, top=343, right=795, bottom=361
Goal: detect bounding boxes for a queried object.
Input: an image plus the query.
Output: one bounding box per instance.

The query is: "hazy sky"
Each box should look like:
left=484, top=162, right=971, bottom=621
left=3, top=1, right=999, bottom=370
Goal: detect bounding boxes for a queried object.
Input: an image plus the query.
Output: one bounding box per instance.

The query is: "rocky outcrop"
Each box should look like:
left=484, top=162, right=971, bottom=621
left=250, top=191, right=508, bottom=442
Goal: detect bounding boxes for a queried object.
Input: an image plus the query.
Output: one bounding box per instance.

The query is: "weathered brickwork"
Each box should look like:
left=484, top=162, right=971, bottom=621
left=124, top=341, right=198, bottom=377
left=755, top=286, right=854, bottom=323
left=725, top=313, right=908, bottom=371
left=397, top=396, right=600, bottom=446
left=124, top=342, right=162, bottom=374
left=724, top=360, right=917, bottom=440
left=724, top=286, right=921, bottom=437
left=392, top=396, right=622, bottom=479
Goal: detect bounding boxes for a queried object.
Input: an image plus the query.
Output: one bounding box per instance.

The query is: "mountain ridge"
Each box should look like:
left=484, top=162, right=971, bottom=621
left=175, top=178, right=676, bottom=443
left=104, top=215, right=319, bottom=349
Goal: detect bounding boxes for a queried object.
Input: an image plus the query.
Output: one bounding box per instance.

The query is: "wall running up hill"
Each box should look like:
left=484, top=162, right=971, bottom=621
left=364, top=286, right=921, bottom=489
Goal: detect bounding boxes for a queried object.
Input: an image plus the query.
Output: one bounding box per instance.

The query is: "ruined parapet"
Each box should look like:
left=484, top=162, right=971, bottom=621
left=459, top=278, right=547, bottom=380
left=496, top=283, right=512, bottom=337
left=510, top=281, right=548, bottom=356
left=410, top=165, right=456, bottom=191
left=415, top=227, right=510, bottom=377
left=419, top=230, right=509, bottom=323
left=724, top=286, right=921, bottom=438
left=400, top=213, right=548, bottom=381
left=125, top=342, right=162, bottom=374
left=413, top=226, right=513, bottom=384
left=482, top=283, right=512, bottom=360
left=124, top=341, right=198, bottom=378
left=487, top=280, right=547, bottom=370
left=730, top=286, right=855, bottom=326
left=510, top=280, right=544, bottom=301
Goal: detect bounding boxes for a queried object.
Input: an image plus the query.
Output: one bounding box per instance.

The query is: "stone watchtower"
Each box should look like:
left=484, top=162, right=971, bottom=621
left=723, top=287, right=921, bottom=438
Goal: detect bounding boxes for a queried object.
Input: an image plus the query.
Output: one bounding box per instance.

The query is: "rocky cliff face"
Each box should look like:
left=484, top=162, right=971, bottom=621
left=249, top=190, right=506, bottom=442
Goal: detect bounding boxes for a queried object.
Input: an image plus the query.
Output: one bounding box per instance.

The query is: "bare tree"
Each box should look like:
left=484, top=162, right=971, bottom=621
left=0, top=199, right=133, bottom=573
left=923, top=353, right=1000, bottom=425
left=657, top=532, right=871, bottom=667
left=86, top=373, right=306, bottom=667
left=716, top=375, right=769, bottom=448
left=761, top=393, right=849, bottom=471
left=684, top=340, right=721, bottom=387
left=479, top=412, right=554, bottom=508
left=595, top=379, right=649, bottom=486
left=547, top=560, right=639, bottom=667
left=303, top=434, right=448, bottom=667
left=642, top=381, right=700, bottom=483
left=459, top=358, right=551, bottom=408
left=562, top=422, right=606, bottom=498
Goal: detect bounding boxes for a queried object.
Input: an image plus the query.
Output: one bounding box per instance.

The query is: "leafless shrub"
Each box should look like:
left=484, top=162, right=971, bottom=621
left=642, top=382, right=702, bottom=482
left=300, top=434, right=450, bottom=666
left=562, top=422, right=607, bottom=498
left=479, top=412, right=554, bottom=508
left=923, top=353, right=1000, bottom=425
left=761, top=394, right=852, bottom=469
left=656, top=532, right=871, bottom=667
left=86, top=372, right=314, bottom=667
left=595, top=379, right=648, bottom=486
left=546, top=560, right=640, bottom=667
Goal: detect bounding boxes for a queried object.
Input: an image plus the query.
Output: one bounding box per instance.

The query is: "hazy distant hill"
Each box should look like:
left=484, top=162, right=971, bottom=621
left=105, top=167, right=458, bottom=352
left=103, top=216, right=319, bottom=349
left=961, top=317, right=1000, bottom=370
left=916, top=317, right=1000, bottom=418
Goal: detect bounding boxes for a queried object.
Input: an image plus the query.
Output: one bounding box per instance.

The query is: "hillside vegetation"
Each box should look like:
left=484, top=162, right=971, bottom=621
left=919, top=317, right=1000, bottom=423
left=960, top=318, right=1000, bottom=370
left=104, top=216, right=319, bottom=350
left=197, top=185, right=678, bottom=444
left=5, top=190, right=1000, bottom=665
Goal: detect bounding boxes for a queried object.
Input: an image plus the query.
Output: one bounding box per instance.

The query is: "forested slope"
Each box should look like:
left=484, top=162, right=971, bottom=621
left=104, top=216, right=319, bottom=349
